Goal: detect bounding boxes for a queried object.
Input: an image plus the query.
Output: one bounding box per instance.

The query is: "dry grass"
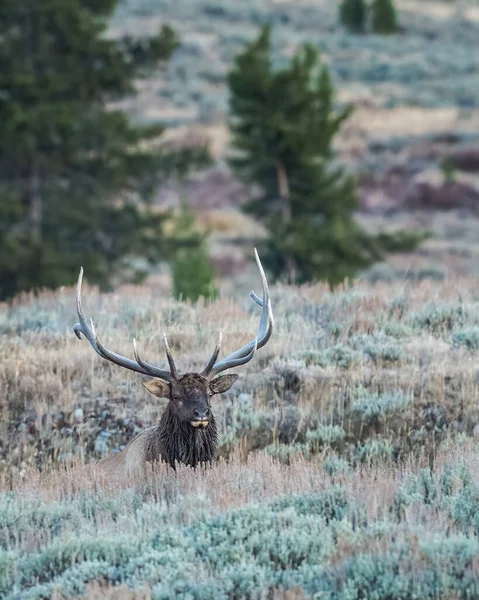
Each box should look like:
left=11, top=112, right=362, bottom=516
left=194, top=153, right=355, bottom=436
left=4, top=277, right=479, bottom=596
left=2, top=275, right=479, bottom=474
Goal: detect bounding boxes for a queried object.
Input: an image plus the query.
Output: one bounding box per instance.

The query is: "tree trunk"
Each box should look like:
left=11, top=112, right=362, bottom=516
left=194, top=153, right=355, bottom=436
left=27, top=164, right=42, bottom=242
left=276, top=160, right=296, bottom=283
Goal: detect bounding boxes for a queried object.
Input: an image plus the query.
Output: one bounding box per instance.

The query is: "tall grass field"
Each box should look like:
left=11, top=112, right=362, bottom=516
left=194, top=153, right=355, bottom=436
left=2, top=275, right=479, bottom=598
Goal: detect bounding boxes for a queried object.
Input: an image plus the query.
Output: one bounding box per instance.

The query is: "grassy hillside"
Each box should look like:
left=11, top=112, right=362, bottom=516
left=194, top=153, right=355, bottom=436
left=2, top=274, right=479, bottom=597
left=110, top=0, right=479, bottom=132
left=3, top=1, right=479, bottom=596
left=105, top=0, right=479, bottom=282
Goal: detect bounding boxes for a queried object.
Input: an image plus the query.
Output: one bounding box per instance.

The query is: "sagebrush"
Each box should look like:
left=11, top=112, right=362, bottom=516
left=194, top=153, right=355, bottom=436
left=3, top=276, right=479, bottom=596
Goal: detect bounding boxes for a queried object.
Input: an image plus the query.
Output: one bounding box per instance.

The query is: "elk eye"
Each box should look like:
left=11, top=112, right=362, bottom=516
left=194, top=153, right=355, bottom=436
left=172, top=394, right=180, bottom=402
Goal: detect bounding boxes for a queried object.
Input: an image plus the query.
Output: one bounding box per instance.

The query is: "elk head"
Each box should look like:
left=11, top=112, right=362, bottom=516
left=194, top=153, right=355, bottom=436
left=72, top=249, right=273, bottom=468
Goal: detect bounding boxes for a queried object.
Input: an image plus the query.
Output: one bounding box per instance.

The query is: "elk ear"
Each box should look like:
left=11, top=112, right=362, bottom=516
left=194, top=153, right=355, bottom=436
left=142, top=379, right=170, bottom=398
left=209, top=374, right=239, bottom=395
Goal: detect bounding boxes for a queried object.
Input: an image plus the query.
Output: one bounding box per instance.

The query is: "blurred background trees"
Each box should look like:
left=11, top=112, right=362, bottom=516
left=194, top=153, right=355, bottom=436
left=0, top=0, right=209, bottom=302
left=171, top=200, right=218, bottom=302
left=371, top=0, right=399, bottom=34
left=340, top=0, right=398, bottom=34
left=0, top=0, right=418, bottom=300
left=339, top=0, right=367, bottom=34
left=228, top=25, right=423, bottom=285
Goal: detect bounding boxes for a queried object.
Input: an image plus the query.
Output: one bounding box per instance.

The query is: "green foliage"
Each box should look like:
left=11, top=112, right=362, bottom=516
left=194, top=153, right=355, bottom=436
left=375, top=229, right=431, bottom=253
left=351, top=332, right=405, bottom=363
left=302, top=343, right=362, bottom=368
left=339, top=0, right=367, bottom=33
left=322, top=455, right=351, bottom=475
left=383, top=321, right=414, bottom=339
left=0, top=0, right=209, bottom=301
left=371, top=0, right=399, bottom=34
left=441, top=156, right=457, bottom=182
left=171, top=201, right=218, bottom=303
left=357, top=438, right=394, bottom=464
left=5, top=461, right=479, bottom=598
left=452, top=326, right=479, bottom=351
left=340, top=0, right=400, bottom=36
left=228, top=25, right=423, bottom=286
left=351, top=390, right=412, bottom=424
left=306, top=424, right=346, bottom=446
left=409, top=303, right=477, bottom=334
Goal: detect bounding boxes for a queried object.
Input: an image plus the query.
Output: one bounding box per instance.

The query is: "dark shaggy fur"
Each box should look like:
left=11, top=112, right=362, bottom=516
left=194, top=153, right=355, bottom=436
left=146, top=406, right=218, bottom=469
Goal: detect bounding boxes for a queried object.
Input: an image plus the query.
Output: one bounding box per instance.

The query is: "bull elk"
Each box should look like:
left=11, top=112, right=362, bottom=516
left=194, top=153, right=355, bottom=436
left=73, top=249, right=273, bottom=474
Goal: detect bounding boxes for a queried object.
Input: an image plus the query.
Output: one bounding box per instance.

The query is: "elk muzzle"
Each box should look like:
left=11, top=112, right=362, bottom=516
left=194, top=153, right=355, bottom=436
left=191, top=407, right=210, bottom=428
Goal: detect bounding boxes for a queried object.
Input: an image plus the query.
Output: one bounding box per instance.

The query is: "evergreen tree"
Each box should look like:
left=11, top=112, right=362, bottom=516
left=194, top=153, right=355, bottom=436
left=171, top=200, right=218, bottom=303
left=0, top=0, right=209, bottom=301
left=228, top=25, right=424, bottom=285
left=371, top=0, right=398, bottom=34
left=339, top=0, right=367, bottom=33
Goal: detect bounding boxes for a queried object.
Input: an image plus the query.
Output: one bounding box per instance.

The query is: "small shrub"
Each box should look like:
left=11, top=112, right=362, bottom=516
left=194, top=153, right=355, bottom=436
left=371, top=0, right=399, bottom=34
left=172, top=248, right=218, bottom=303
left=356, top=439, right=394, bottom=465
left=383, top=322, right=414, bottom=338
left=171, top=200, right=219, bottom=303
left=351, top=333, right=404, bottom=363
left=0, top=550, right=15, bottom=597
left=409, top=304, right=474, bottom=334
left=264, top=442, right=310, bottom=462
left=302, top=344, right=361, bottom=369
left=440, top=156, right=457, bottom=183
left=322, top=455, right=351, bottom=475
left=452, top=327, right=479, bottom=351
left=351, top=390, right=412, bottom=424
left=306, top=425, right=346, bottom=446
left=0, top=308, right=59, bottom=335
left=339, top=0, right=367, bottom=33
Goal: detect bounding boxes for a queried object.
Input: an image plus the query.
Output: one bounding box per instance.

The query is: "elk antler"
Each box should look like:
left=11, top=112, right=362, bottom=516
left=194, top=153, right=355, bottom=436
left=201, top=248, right=273, bottom=379
left=73, top=268, right=177, bottom=383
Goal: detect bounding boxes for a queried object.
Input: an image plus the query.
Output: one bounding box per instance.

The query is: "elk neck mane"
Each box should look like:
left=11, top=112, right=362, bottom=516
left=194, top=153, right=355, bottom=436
left=145, top=405, right=218, bottom=469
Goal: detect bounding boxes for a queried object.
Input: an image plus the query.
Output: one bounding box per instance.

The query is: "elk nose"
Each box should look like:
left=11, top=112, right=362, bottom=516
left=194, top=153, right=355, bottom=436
left=194, top=408, right=209, bottom=420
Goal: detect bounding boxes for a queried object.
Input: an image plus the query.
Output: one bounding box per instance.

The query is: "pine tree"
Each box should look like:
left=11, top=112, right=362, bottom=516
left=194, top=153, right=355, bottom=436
left=339, top=0, right=367, bottom=33
left=228, top=25, right=424, bottom=285
left=371, top=0, right=399, bottom=34
left=0, top=0, right=209, bottom=301
left=171, top=201, right=218, bottom=303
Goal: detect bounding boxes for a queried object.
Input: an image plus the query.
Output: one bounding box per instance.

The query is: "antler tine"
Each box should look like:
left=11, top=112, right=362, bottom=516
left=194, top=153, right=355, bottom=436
left=200, top=331, right=222, bottom=377
left=208, top=249, right=273, bottom=378
left=133, top=338, right=175, bottom=381
left=163, top=333, right=179, bottom=380
left=250, top=291, right=263, bottom=306
left=209, top=338, right=257, bottom=379
left=73, top=267, right=175, bottom=382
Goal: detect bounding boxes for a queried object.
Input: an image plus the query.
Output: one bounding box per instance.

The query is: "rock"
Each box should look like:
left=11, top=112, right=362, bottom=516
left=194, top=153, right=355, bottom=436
left=404, top=169, right=479, bottom=211
left=448, top=146, right=479, bottom=173
left=472, top=424, right=479, bottom=439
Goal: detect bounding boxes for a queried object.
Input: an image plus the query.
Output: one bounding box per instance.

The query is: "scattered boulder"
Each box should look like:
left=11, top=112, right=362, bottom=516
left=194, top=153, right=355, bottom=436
left=403, top=168, right=479, bottom=212
left=448, top=146, right=479, bottom=173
